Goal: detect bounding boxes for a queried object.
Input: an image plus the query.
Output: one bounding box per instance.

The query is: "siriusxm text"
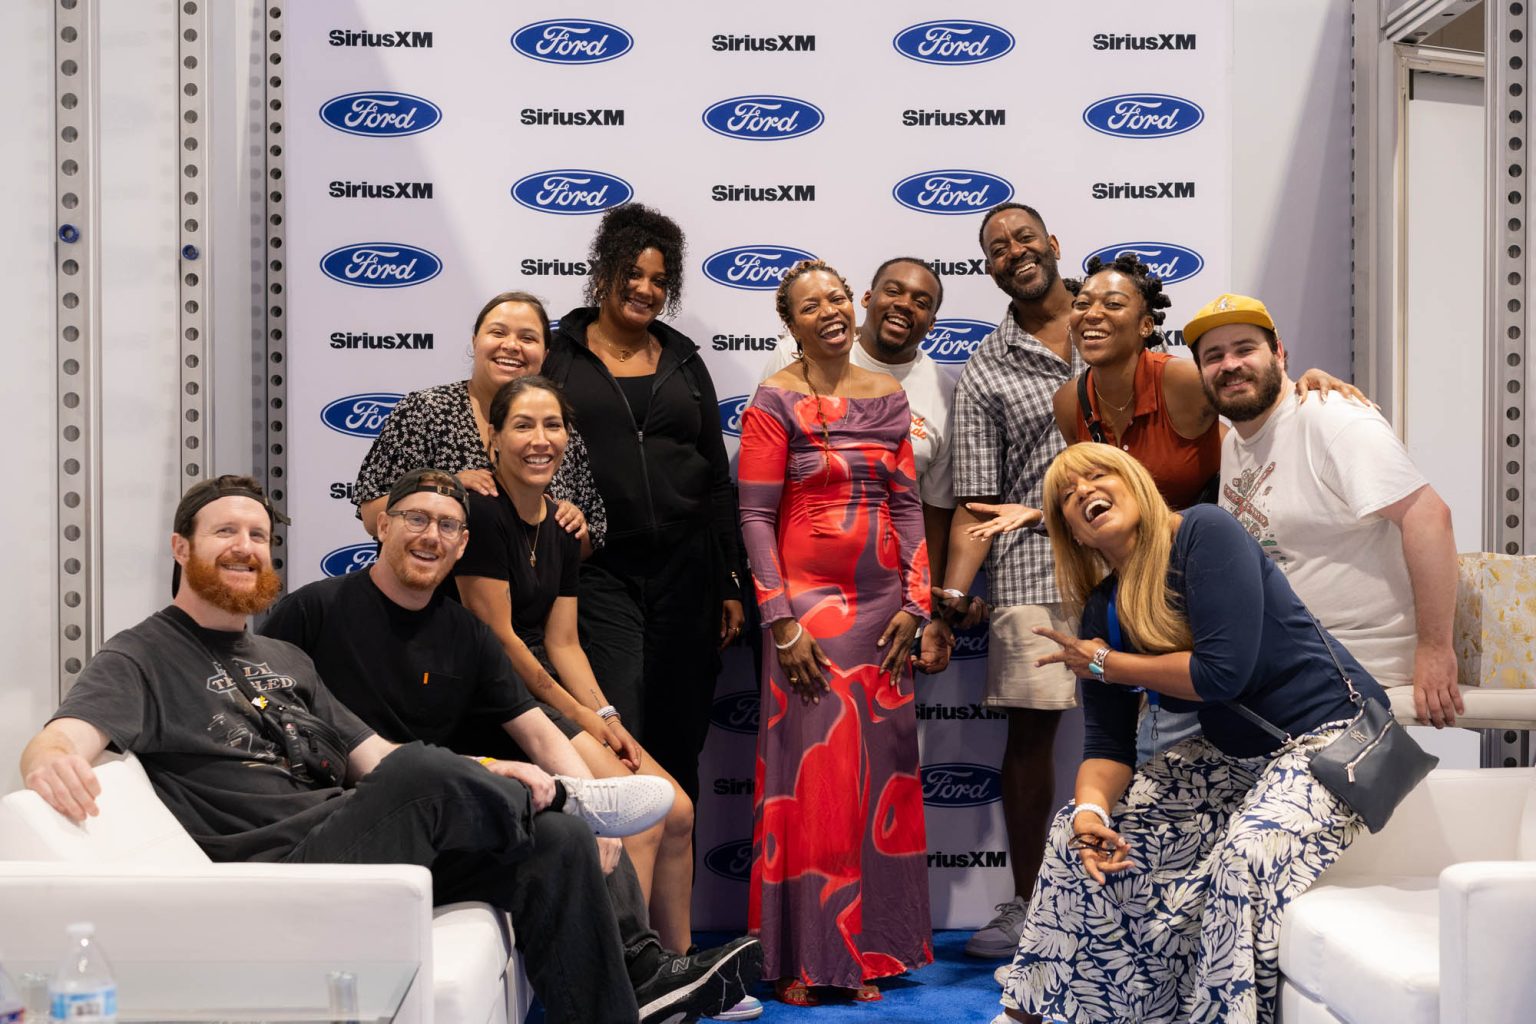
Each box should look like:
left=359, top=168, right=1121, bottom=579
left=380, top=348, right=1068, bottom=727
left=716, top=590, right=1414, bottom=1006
left=711, top=184, right=815, bottom=203
left=711, top=33, right=815, bottom=51
left=1092, top=32, right=1196, bottom=51
left=520, top=108, right=625, bottom=126
left=902, top=108, right=1005, bottom=127
left=329, top=29, right=432, bottom=48
left=1092, top=180, right=1196, bottom=200
left=328, top=180, right=433, bottom=200
left=329, top=331, right=434, bottom=350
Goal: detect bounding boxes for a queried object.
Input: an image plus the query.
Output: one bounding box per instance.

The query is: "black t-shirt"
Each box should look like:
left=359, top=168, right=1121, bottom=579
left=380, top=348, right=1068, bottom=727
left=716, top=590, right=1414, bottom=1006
left=51, top=606, right=375, bottom=862
left=259, top=570, right=537, bottom=747
left=455, top=491, right=579, bottom=652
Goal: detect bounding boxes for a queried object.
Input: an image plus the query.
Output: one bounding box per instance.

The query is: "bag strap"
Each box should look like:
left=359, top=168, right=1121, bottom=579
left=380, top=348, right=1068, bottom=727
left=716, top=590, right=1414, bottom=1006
left=160, top=611, right=290, bottom=744
left=1078, top=370, right=1107, bottom=444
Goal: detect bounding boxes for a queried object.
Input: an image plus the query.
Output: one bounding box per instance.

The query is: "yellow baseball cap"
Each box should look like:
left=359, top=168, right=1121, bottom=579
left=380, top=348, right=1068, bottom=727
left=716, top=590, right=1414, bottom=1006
left=1183, top=293, right=1279, bottom=350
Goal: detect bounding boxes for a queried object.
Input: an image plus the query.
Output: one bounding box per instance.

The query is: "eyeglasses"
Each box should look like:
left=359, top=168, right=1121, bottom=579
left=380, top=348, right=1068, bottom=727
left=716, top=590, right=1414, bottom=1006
left=1067, top=834, right=1111, bottom=853
left=386, top=509, right=464, bottom=539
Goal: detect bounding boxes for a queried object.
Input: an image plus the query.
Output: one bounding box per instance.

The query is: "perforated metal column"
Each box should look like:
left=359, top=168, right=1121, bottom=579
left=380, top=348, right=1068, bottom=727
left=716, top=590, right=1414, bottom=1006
left=180, top=0, right=210, bottom=482
left=55, top=0, right=101, bottom=688
left=264, top=2, right=289, bottom=575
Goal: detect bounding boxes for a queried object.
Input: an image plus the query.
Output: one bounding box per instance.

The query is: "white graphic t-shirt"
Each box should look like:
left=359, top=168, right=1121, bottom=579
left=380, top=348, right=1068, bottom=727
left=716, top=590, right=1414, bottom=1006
left=1220, top=391, right=1429, bottom=687
left=762, top=340, right=956, bottom=508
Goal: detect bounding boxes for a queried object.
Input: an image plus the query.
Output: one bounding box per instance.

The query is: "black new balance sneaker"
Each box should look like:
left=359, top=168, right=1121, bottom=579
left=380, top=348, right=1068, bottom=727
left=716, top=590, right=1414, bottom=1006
left=635, top=936, right=763, bottom=1024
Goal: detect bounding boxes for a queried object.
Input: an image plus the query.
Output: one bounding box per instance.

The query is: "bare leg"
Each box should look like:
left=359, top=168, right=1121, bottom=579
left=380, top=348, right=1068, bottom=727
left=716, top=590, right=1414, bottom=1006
left=1002, top=708, right=1062, bottom=900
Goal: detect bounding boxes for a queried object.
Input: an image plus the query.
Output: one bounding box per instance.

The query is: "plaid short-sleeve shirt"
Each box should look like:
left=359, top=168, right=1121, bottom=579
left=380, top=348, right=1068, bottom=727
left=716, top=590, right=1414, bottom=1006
left=951, top=306, right=1084, bottom=607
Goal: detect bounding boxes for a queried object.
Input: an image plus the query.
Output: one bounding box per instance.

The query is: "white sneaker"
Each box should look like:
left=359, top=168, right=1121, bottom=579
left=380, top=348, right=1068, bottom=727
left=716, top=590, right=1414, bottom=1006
left=707, top=994, right=764, bottom=1020
left=555, top=774, right=673, bottom=837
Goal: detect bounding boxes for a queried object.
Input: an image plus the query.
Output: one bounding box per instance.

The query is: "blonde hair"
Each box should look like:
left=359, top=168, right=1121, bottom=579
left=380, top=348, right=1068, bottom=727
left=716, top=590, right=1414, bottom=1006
left=1041, top=443, right=1192, bottom=654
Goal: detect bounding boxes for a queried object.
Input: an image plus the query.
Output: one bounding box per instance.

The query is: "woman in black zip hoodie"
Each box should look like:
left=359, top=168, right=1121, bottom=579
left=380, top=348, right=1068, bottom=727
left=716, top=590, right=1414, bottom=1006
left=544, top=204, right=746, bottom=820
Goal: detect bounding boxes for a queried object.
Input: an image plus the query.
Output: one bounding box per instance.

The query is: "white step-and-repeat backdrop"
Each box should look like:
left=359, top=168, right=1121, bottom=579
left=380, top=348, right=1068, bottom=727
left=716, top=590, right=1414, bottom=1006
left=283, top=1, right=1231, bottom=929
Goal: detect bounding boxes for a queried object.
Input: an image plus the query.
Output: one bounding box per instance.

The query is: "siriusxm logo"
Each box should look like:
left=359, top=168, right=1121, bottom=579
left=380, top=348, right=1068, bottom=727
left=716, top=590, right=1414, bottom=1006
left=703, top=839, right=753, bottom=883
left=718, top=395, right=750, bottom=438
left=702, top=95, right=824, bottom=141
left=893, top=169, right=1013, bottom=215
left=1084, top=243, right=1204, bottom=285
left=709, top=691, right=760, bottom=734
left=892, top=20, right=1015, bottom=65
left=702, top=244, right=816, bottom=290
left=320, top=244, right=442, bottom=289
left=922, top=762, right=1003, bottom=807
left=321, top=542, right=379, bottom=578
left=511, top=169, right=633, bottom=215
left=318, top=91, right=441, bottom=137
left=921, top=319, right=995, bottom=365
left=511, top=19, right=633, bottom=64
left=320, top=393, right=402, bottom=439
left=1083, top=93, right=1204, bottom=139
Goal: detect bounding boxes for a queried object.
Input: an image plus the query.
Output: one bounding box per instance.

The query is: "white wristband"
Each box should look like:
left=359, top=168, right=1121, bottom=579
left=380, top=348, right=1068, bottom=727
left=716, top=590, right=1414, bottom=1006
left=1073, top=802, right=1113, bottom=829
left=596, top=705, right=620, bottom=721
left=774, top=623, right=805, bottom=650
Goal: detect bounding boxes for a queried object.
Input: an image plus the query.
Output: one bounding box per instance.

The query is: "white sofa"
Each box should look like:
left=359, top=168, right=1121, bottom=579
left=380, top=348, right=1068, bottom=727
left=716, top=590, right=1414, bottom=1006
left=0, top=755, right=532, bottom=1024
left=1279, top=767, right=1536, bottom=1024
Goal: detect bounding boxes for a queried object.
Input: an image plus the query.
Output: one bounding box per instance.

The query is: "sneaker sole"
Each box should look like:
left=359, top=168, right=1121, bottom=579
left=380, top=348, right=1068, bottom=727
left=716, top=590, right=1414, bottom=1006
left=638, top=940, right=763, bottom=1024
left=965, top=937, right=1022, bottom=959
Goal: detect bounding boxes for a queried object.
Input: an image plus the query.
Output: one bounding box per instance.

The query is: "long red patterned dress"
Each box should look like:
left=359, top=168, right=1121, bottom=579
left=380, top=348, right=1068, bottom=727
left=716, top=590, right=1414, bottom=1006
left=737, top=384, right=932, bottom=988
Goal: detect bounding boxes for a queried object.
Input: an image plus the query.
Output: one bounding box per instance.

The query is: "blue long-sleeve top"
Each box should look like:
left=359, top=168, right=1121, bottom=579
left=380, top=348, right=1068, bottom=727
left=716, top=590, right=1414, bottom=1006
left=1080, top=504, right=1388, bottom=764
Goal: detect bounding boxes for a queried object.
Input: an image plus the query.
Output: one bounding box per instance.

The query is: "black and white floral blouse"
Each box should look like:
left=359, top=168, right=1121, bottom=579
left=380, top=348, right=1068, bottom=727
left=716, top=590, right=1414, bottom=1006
left=352, top=379, right=609, bottom=550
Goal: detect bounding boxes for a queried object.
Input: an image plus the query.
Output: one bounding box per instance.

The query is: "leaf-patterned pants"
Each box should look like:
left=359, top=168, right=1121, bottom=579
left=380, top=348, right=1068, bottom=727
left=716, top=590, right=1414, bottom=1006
left=1000, top=725, right=1361, bottom=1024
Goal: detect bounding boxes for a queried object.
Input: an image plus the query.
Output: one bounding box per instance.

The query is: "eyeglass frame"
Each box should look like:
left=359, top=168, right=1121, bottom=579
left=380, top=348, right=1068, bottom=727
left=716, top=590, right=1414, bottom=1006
left=385, top=508, right=465, bottom=539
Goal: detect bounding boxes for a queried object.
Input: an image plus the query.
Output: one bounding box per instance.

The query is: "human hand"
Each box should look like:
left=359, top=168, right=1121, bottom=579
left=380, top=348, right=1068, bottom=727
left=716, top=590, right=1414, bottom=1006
left=877, top=611, right=921, bottom=685
left=481, top=758, right=556, bottom=811
left=773, top=618, right=833, bottom=704
left=964, top=501, right=1044, bottom=540
left=596, top=836, right=623, bottom=875
left=553, top=500, right=589, bottom=543
left=1412, top=643, right=1463, bottom=728
left=933, top=587, right=990, bottom=629
left=1034, top=627, right=1109, bottom=679
left=915, top=617, right=954, bottom=675
left=601, top=718, right=642, bottom=772
left=719, top=599, right=745, bottom=650
left=1295, top=368, right=1375, bottom=407
left=1070, top=813, right=1134, bottom=885
left=24, top=752, right=101, bottom=822
left=457, top=468, right=498, bottom=496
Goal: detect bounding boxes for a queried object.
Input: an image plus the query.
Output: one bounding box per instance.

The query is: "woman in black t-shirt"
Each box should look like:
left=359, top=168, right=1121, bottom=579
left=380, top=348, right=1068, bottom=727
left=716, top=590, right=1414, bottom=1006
left=454, top=376, right=697, bottom=954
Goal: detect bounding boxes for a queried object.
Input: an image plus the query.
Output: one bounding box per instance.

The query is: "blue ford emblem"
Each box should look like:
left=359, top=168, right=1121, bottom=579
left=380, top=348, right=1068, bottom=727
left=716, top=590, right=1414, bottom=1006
left=321, top=542, right=378, bottom=578
left=892, top=21, right=1014, bottom=65
left=892, top=169, right=1013, bottom=215
left=701, top=244, right=816, bottom=291
left=703, top=839, right=753, bottom=882
left=922, top=762, right=1003, bottom=807
left=1084, top=242, right=1205, bottom=285
left=1082, top=93, right=1204, bottom=139
left=510, top=19, right=633, bottom=64
left=702, top=95, right=824, bottom=141
left=320, top=393, right=402, bottom=439
left=320, top=244, right=442, bottom=289
left=511, top=169, right=633, bottom=215
left=920, top=319, right=995, bottom=365
left=709, top=691, right=760, bottom=734
left=318, top=91, right=442, bottom=137
left=718, top=396, right=750, bottom=438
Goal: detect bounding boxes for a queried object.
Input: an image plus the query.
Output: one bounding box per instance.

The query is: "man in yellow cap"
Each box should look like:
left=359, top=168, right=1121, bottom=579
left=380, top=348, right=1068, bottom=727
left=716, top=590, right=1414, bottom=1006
left=1185, top=294, right=1462, bottom=727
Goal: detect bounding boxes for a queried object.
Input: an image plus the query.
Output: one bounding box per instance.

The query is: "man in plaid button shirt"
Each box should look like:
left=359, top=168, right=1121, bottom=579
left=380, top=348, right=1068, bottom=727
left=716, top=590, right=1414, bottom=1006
left=938, top=202, right=1085, bottom=959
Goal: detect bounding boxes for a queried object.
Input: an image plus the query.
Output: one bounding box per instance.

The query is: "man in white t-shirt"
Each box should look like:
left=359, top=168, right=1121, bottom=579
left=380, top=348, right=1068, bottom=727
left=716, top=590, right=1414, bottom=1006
left=1185, top=293, right=1463, bottom=726
left=762, top=256, right=962, bottom=670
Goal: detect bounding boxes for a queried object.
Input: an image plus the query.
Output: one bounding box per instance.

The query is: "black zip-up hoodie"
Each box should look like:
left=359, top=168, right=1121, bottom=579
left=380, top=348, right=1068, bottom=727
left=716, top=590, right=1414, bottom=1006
left=546, top=307, right=743, bottom=601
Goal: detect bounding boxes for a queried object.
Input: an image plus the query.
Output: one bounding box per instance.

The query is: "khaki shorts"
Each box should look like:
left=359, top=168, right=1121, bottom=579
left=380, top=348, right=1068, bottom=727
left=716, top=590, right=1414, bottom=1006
left=984, top=603, right=1079, bottom=710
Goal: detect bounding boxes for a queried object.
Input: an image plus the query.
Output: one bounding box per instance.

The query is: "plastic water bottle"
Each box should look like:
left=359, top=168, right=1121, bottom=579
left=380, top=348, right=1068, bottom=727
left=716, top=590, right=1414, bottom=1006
left=48, top=925, right=115, bottom=1024
left=0, top=953, right=26, bottom=1024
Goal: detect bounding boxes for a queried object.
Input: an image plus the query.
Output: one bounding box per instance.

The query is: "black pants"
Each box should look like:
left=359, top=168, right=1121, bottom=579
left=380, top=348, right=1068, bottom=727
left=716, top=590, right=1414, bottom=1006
left=283, top=742, right=640, bottom=1023
left=579, top=534, right=722, bottom=806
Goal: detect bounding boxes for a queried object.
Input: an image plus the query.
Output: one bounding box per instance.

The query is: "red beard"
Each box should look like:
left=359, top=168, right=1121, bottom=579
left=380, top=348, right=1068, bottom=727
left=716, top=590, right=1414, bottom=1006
left=182, top=549, right=283, bottom=615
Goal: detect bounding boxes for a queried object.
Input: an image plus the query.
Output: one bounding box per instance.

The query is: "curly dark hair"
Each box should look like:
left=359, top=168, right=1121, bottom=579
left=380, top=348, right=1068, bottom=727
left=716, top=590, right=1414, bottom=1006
left=582, top=203, right=686, bottom=316
left=1079, top=251, right=1172, bottom=348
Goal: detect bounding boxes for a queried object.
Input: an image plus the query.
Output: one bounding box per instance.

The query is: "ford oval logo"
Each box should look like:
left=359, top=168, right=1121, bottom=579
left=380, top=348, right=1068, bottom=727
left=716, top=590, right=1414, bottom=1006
left=320, top=392, right=402, bottom=439
left=922, top=762, right=1003, bottom=807
left=702, top=95, right=824, bottom=141
left=709, top=691, right=760, bottom=735
left=921, top=319, right=995, bottom=365
left=510, top=19, right=633, bottom=64
left=949, top=620, right=990, bottom=662
left=320, top=243, right=442, bottom=289
left=892, top=20, right=1014, bottom=65
left=893, top=169, right=1013, bottom=215
left=1083, top=93, right=1204, bottom=139
left=718, top=395, right=750, bottom=438
left=1084, top=242, right=1205, bottom=285
left=321, top=542, right=378, bottom=578
left=703, top=839, right=753, bottom=883
left=318, top=91, right=442, bottom=138
left=511, top=169, right=633, bottom=215
left=702, top=244, right=816, bottom=291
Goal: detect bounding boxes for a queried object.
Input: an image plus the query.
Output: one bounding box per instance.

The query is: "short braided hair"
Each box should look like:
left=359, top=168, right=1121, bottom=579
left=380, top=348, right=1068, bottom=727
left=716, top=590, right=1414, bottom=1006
left=1080, top=251, right=1172, bottom=348
left=773, top=259, right=853, bottom=328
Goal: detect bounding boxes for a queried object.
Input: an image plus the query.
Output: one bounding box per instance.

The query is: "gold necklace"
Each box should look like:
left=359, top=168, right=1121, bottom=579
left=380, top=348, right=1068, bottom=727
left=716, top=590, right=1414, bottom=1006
left=1093, top=383, right=1134, bottom=416
left=520, top=505, right=541, bottom=568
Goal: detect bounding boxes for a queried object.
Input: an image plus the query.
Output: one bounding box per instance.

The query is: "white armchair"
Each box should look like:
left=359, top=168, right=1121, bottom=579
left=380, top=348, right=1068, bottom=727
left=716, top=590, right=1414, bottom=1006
left=0, top=755, right=531, bottom=1024
left=1278, top=767, right=1536, bottom=1024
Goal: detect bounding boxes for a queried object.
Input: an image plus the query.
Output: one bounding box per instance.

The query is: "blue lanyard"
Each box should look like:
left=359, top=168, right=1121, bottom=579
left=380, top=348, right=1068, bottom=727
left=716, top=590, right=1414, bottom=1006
left=1106, top=581, right=1155, bottom=706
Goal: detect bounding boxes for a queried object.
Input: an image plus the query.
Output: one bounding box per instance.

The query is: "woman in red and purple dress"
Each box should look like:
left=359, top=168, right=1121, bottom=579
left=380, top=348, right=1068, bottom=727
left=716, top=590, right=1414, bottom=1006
left=738, top=259, right=932, bottom=1007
